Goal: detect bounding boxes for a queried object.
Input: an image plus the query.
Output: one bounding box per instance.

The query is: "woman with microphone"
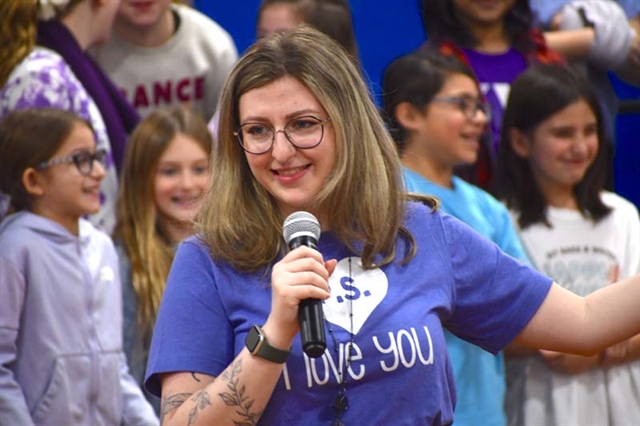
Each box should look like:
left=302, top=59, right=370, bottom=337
left=145, top=26, right=640, bottom=426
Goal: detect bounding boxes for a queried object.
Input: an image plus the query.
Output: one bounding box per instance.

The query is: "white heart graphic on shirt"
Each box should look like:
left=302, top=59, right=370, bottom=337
left=323, top=257, right=388, bottom=335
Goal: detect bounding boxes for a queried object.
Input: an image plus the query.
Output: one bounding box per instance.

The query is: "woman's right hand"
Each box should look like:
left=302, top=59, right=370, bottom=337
left=159, top=250, right=336, bottom=425
left=262, top=247, right=337, bottom=350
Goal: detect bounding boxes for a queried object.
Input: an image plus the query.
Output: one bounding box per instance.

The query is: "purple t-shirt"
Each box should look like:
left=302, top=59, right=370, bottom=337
left=462, top=47, right=528, bottom=155
left=145, top=202, right=552, bottom=425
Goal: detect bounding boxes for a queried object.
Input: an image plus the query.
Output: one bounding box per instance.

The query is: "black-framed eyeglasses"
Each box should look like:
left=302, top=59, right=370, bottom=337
left=234, top=115, right=331, bottom=155
left=36, top=148, right=108, bottom=176
left=432, top=96, right=491, bottom=120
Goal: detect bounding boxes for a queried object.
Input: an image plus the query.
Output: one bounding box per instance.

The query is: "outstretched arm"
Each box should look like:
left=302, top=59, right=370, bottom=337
left=536, top=332, right=640, bottom=375
left=515, top=274, right=640, bottom=356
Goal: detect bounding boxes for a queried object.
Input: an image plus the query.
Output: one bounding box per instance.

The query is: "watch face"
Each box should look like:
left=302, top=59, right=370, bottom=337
left=245, top=325, right=264, bottom=353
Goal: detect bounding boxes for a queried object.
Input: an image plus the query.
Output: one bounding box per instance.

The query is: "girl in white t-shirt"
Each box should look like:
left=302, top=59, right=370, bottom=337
left=497, top=63, right=640, bottom=426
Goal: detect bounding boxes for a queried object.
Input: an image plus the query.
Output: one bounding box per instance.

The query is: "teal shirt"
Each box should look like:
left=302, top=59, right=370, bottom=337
left=404, top=169, right=529, bottom=426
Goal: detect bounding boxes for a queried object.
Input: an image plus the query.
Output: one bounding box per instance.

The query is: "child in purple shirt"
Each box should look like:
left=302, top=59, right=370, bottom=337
left=420, top=0, right=563, bottom=191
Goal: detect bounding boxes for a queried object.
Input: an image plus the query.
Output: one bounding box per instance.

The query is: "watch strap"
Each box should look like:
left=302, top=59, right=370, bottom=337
left=246, top=325, right=290, bottom=363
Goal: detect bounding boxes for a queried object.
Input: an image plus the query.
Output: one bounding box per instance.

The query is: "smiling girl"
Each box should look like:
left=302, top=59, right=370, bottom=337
left=382, top=50, right=529, bottom=426
left=0, top=108, right=157, bottom=424
left=112, top=105, right=212, bottom=413
left=497, top=64, right=640, bottom=426
left=421, top=0, right=563, bottom=190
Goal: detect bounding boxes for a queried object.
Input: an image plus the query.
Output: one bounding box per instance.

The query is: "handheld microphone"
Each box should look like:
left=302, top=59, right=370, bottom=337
left=282, top=211, right=326, bottom=358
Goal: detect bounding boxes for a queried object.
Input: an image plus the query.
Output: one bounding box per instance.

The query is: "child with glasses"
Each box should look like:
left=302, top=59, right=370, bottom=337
left=0, top=0, right=140, bottom=234
left=496, top=64, right=640, bottom=426
left=420, top=0, right=564, bottom=191
left=382, top=50, right=526, bottom=426
left=113, top=106, right=212, bottom=415
left=0, top=108, right=158, bottom=425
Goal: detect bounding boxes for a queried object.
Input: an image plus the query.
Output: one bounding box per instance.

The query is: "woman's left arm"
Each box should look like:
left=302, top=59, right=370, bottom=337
left=514, top=275, right=640, bottom=356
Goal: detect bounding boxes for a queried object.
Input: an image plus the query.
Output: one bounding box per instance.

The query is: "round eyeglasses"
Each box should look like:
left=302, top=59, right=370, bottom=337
left=432, top=96, right=491, bottom=120
left=234, top=116, right=331, bottom=155
left=36, top=148, right=108, bottom=176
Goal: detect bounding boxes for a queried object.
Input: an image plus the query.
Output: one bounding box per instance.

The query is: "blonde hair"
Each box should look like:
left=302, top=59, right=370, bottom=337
left=198, top=25, right=436, bottom=273
left=0, top=0, right=82, bottom=86
left=0, top=1, right=36, bottom=86
left=114, top=106, right=212, bottom=337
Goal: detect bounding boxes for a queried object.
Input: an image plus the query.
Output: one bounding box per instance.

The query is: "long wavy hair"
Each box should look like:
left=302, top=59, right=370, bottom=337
left=496, top=64, right=611, bottom=229
left=113, top=106, right=212, bottom=336
left=0, top=0, right=37, bottom=87
left=0, top=0, right=83, bottom=86
left=198, top=25, right=436, bottom=274
left=0, top=108, right=92, bottom=213
left=421, top=0, right=535, bottom=53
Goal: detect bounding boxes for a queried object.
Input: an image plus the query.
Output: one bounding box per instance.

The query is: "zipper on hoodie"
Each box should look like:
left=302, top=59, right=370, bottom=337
left=79, top=236, right=100, bottom=423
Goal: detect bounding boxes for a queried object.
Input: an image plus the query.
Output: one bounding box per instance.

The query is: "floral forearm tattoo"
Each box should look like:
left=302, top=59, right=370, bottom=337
left=160, top=373, right=210, bottom=425
left=160, top=361, right=263, bottom=426
left=218, top=358, right=263, bottom=426
left=188, top=390, right=212, bottom=425
left=160, top=392, right=191, bottom=425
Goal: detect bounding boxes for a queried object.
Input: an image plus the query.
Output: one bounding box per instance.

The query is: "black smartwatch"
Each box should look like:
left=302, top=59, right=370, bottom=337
left=245, top=325, right=291, bottom=364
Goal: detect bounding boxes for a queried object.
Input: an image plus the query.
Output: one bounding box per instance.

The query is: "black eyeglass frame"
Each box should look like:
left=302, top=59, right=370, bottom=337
left=431, top=96, right=491, bottom=120
left=234, top=115, right=332, bottom=155
left=35, top=148, right=108, bottom=176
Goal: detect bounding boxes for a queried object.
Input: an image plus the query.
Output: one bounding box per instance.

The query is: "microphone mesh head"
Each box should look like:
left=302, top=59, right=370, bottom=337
left=282, top=211, right=321, bottom=244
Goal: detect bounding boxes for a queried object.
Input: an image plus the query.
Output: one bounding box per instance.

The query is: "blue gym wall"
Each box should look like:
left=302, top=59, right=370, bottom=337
left=194, top=0, right=639, bottom=207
